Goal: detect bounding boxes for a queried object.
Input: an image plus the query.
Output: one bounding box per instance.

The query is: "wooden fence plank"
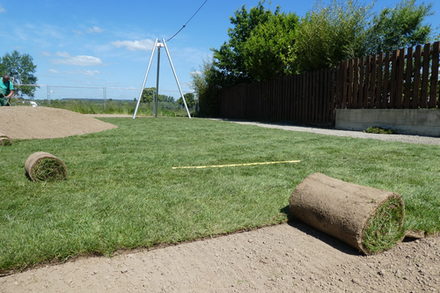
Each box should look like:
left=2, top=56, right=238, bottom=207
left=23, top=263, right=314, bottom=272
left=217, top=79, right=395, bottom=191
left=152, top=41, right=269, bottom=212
left=358, top=57, right=365, bottom=108
left=352, top=58, right=359, bottom=108
left=340, top=61, right=348, bottom=108
left=334, top=63, right=341, bottom=108
left=315, top=70, right=320, bottom=123
left=368, top=55, right=376, bottom=107
left=301, top=73, right=306, bottom=122
left=308, top=72, right=312, bottom=123
left=430, top=41, right=439, bottom=108
left=389, top=50, right=398, bottom=108
left=363, top=56, right=370, bottom=107
left=319, top=69, right=325, bottom=123
left=284, top=77, right=288, bottom=120
left=395, top=48, right=405, bottom=108
left=404, top=47, right=413, bottom=108
left=347, top=59, right=354, bottom=108
left=292, top=76, right=296, bottom=122
left=420, top=43, right=431, bottom=108
left=317, top=70, right=322, bottom=123
left=412, top=45, right=422, bottom=108
left=311, top=71, right=315, bottom=123
left=376, top=53, right=384, bottom=108
left=382, top=52, right=391, bottom=107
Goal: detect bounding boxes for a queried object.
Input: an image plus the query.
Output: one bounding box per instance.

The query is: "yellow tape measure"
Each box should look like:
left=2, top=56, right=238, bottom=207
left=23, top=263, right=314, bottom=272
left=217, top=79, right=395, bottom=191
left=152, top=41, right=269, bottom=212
left=172, top=160, right=301, bottom=169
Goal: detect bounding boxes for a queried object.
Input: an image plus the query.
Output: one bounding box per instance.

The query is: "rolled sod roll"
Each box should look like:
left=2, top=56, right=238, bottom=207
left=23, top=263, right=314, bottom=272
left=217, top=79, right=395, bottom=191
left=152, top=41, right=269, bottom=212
left=289, top=173, right=405, bottom=254
left=0, top=135, right=12, bottom=146
left=0, top=131, right=12, bottom=146
left=25, top=152, right=67, bottom=182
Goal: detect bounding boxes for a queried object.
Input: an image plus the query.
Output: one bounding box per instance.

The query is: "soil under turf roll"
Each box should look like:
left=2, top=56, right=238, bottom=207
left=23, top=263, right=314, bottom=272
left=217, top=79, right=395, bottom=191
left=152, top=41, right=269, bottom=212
left=25, top=152, right=67, bottom=182
left=289, top=173, right=405, bottom=254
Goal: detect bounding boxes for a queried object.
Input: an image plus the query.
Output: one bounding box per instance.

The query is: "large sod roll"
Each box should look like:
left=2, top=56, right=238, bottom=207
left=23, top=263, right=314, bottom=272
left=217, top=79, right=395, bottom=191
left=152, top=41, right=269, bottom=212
left=25, top=152, right=67, bottom=182
left=0, top=132, right=12, bottom=146
left=289, top=173, right=405, bottom=254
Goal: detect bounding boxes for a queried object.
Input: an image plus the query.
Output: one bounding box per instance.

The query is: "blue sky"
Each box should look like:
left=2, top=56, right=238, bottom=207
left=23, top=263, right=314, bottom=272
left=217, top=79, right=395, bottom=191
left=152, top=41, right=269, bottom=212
left=0, top=0, right=439, bottom=100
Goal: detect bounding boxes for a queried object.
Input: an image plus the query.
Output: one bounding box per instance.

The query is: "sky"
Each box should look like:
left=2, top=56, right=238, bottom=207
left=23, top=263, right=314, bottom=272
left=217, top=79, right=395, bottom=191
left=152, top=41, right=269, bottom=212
left=0, top=0, right=439, bottom=100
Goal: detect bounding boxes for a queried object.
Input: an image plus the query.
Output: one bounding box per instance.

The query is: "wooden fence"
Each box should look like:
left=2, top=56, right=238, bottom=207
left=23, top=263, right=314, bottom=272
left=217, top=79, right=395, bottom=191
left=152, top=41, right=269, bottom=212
left=218, top=41, right=440, bottom=126
left=219, top=69, right=336, bottom=126
left=336, top=41, right=440, bottom=109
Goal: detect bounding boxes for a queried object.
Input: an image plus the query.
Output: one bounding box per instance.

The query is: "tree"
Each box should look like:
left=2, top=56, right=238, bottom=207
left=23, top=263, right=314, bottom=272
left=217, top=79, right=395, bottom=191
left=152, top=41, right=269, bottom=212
left=294, top=0, right=370, bottom=72
left=294, top=0, right=433, bottom=72
left=243, top=12, right=299, bottom=80
left=212, top=1, right=278, bottom=83
left=141, top=87, right=175, bottom=103
left=197, top=0, right=436, bottom=116
left=177, top=93, right=196, bottom=108
left=141, top=87, right=155, bottom=103
left=191, top=61, right=225, bottom=117
left=0, top=50, right=38, bottom=97
left=365, top=0, right=432, bottom=54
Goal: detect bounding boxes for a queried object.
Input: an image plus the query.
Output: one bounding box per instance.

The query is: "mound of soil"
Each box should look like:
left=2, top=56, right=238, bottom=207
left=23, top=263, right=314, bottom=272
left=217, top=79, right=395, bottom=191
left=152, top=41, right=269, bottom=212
left=0, top=106, right=117, bottom=139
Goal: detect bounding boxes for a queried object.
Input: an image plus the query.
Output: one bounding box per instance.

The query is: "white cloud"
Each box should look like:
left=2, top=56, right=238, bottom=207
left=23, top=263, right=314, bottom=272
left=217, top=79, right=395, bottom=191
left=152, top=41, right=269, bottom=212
left=80, top=70, right=100, bottom=76
left=88, top=26, right=103, bottom=33
left=53, top=52, right=103, bottom=66
left=112, top=39, right=155, bottom=51
left=47, top=68, right=100, bottom=76
left=56, top=51, right=70, bottom=57
left=0, top=5, right=5, bottom=13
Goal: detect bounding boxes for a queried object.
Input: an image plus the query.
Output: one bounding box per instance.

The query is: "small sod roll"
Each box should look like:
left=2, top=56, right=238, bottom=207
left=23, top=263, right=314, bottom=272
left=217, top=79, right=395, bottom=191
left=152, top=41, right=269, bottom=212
left=0, top=135, right=12, bottom=146
left=289, top=173, right=405, bottom=255
left=25, top=152, right=67, bottom=182
left=0, top=132, right=12, bottom=146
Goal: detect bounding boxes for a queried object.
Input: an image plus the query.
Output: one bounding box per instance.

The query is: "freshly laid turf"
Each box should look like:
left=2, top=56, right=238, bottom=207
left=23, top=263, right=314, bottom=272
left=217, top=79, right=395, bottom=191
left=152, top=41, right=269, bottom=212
left=0, top=118, right=439, bottom=272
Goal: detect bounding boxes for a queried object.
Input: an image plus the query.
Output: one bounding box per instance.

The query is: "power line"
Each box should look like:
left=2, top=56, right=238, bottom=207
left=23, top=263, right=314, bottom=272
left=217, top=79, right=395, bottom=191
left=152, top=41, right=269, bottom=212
left=166, top=0, right=208, bottom=42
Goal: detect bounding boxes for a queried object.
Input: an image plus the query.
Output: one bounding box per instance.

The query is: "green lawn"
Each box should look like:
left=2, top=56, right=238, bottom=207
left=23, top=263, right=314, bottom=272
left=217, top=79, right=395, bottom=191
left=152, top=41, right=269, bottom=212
left=1, top=117, right=439, bottom=273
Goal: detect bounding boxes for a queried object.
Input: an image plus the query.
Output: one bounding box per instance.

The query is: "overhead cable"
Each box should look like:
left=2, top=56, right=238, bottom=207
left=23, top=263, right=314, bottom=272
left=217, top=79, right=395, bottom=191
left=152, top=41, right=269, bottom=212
left=166, top=0, right=208, bottom=42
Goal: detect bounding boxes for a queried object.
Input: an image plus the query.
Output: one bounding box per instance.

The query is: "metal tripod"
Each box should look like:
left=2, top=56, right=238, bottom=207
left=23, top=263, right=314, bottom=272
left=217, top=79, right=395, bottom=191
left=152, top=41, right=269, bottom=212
left=132, top=38, right=192, bottom=119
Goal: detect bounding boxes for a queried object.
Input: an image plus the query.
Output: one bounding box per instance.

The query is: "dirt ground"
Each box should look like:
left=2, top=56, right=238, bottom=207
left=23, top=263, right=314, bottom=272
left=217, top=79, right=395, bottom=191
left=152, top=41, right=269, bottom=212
left=0, top=223, right=438, bottom=293
left=1, top=111, right=439, bottom=292
left=0, top=106, right=116, bottom=139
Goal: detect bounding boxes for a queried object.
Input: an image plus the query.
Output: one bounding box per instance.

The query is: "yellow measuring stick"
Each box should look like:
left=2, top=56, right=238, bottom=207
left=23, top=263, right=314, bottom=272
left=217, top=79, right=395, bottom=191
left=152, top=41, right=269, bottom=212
left=172, top=160, right=301, bottom=170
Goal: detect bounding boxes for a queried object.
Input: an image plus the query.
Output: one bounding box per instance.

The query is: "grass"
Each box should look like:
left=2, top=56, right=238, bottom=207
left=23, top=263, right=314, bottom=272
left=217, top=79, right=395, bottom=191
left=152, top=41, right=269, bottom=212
left=34, top=99, right=194, bottom=116
left=364, top=126, right=395, bottom=134
left=0, top=117, right=439, bottom=272
left=362, top=197, right=405, bottom=254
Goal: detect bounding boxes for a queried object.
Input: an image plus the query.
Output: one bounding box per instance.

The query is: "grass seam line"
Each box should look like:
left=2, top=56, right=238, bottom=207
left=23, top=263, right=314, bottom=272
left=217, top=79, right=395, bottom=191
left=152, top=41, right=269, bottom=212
left=172, top=160, right=301, bottom=169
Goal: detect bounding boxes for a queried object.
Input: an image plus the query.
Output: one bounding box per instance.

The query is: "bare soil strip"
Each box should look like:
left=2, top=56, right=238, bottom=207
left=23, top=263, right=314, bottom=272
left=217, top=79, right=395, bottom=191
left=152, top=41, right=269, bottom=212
left=1, top=224, right=438, bottom=292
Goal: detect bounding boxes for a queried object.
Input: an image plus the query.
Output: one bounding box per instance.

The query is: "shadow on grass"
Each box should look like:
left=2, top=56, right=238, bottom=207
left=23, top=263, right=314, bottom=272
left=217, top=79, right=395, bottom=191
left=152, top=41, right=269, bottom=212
left=280, top=205, right=360, bottom=256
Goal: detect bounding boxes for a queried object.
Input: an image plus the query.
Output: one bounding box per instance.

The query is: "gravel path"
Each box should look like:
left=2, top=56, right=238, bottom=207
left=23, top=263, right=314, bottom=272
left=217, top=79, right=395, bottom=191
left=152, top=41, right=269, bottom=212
left=220, top=120, right=440, bottom=145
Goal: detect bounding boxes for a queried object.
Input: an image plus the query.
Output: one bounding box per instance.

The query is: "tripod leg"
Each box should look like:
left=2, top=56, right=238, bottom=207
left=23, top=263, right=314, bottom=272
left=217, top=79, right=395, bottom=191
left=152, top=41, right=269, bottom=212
left=162, top=39, right=192, bottom=118
left=133, top=39, right=158, bottom=119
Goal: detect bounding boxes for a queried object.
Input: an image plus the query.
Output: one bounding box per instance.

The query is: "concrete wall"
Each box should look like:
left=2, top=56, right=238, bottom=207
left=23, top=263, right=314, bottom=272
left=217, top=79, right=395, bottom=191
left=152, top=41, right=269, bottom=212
left=335, top=109, right=440, bottom=137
